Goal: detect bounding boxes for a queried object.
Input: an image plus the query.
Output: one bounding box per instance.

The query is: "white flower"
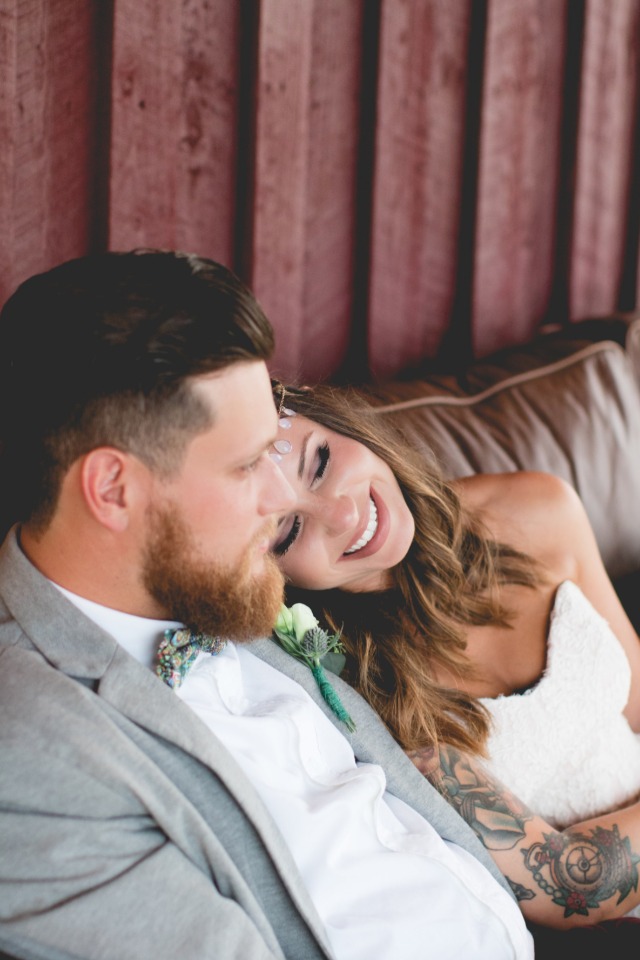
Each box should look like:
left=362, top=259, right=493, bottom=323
left=289, top=603, right=319, bottom=642
left=274, top=604, right=294, bottom=635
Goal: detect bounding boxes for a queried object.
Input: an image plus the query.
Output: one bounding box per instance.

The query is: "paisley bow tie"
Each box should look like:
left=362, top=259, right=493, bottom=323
left=156, top=627, right=226, bottom=689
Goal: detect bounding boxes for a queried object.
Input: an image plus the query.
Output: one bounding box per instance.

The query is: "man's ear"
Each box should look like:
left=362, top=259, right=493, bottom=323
left=80, top=448, right=140, bottom=532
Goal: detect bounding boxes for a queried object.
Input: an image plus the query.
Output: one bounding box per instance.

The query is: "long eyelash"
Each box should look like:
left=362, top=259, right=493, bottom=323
left=315, top=442, right=330, bottom=481
left=273, top=516, right=301, bottom=557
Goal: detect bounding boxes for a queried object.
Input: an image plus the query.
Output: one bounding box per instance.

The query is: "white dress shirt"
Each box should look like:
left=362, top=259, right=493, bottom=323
left=57, top=586, right=533, bottom=960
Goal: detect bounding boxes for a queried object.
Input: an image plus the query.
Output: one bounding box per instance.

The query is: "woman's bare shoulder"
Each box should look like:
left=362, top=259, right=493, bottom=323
left=453, top=471, right=583, bottom=576
left=453, top=470, right=576, bottom=519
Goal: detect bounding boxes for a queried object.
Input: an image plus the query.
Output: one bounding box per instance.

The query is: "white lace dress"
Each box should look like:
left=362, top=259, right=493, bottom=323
left=481, top=580, right=640, bottom=831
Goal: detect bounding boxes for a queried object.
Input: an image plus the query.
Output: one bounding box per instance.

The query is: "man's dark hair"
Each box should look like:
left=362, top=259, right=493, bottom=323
left=0, top=250, right=274, bottom=532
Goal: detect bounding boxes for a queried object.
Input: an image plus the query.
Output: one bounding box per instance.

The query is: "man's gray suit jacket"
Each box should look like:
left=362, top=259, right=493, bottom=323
left=0, top=529, right=514, bottom=960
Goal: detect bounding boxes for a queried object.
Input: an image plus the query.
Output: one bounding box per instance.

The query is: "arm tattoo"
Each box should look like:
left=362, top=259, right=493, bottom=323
left=521, top=825, right=640, bottom=917
left=408, top=744, right=640, bottom=917
left=507, top=877, right=535, bottom=902
left=408, top=744, right=532, bottom=851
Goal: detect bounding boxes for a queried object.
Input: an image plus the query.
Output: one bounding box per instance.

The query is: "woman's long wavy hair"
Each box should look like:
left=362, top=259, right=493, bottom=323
left=276, top=383, right=543, bottom=757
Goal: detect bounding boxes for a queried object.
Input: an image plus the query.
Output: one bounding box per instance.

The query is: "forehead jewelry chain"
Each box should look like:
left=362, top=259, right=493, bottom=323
left=271, top=380, right=296, bottom=461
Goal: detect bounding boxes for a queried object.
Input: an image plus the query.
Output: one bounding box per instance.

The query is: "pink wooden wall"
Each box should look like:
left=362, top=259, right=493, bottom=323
left=2, top=0, right=639, bottom=383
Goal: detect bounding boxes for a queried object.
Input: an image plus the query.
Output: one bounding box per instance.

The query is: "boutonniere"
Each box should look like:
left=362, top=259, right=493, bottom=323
left=273, top=603, right=356, bottom=732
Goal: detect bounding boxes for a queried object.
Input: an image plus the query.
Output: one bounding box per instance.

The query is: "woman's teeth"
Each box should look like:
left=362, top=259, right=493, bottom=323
left=344, top=497, right=378, bottom=555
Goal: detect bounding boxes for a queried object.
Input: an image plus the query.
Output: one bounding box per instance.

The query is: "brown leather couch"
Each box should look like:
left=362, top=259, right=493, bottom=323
left=361, top=316, right=640, bottom=629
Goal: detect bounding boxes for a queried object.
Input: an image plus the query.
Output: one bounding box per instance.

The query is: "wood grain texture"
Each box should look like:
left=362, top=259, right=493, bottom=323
left=368, top=0, right=473, bottom=379
left=1, top=1, right=638, bottom=380
left=570, top=0, right=640, bottom=319
left=472, top=0, right=567, bottom=358
left=248, top=0, right=313, bottom=381
left=109, top=0, right=240, bottom=264
left=250, top=0, right=364, bottom=384
left=0, top=0, right=98, bottom=305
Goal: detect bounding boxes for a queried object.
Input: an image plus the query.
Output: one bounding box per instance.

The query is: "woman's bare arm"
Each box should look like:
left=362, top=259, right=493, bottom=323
left=408, top=742, right=640, bottom=928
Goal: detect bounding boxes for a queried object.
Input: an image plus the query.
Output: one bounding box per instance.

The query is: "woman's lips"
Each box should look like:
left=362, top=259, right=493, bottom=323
left=341, top=489, right=389, bottom=561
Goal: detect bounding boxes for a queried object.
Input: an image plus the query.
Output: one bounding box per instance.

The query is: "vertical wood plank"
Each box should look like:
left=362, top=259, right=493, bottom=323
left=570, top=0, right=640, bottom=319
left=0, top=0, right=98, bottom=306
left=368, top=0, right=473, bottom=379
left=471, top=0, right=567, bottom=358
left=300, top=0, right=364, bottom=382
left=109, top=0, right=240, bottom=265
left=0, top=2, right=18, bottom=305
left=249, top=0, right=313, bottom=380
left=250, top=0, right=363, bottom=383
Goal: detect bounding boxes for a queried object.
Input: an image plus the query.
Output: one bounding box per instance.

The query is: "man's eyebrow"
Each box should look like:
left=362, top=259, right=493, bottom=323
left=298, top=432, right=312, bottom=480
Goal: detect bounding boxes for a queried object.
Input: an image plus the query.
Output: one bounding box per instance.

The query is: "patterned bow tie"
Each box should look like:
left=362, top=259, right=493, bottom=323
left=156, top=627, right=226, bottom=689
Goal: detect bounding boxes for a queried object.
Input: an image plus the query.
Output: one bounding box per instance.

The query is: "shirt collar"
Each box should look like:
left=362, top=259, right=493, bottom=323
left=53, top=583, right=182, bottom=669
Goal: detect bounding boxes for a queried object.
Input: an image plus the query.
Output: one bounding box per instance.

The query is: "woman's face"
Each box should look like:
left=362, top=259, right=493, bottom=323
left=270, top=414, right=415, bottom=592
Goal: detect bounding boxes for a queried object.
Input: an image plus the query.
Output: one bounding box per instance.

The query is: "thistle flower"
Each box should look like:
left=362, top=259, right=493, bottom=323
left=302, top=626, right=330, bottom=659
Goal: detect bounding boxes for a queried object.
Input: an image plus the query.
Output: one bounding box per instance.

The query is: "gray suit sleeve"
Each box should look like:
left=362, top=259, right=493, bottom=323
left=0, top=619, right=333, bottom=960
left=0, top=739, right=286, bottom=960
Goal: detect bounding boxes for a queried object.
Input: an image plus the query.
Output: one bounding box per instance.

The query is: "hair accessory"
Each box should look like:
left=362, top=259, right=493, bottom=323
left=278, top=407, right=296, bottom=430
left=271, top=379, right=289, bottom=417
left=270, top=381, right=297, bottom=460
left=273, top=438, right=292, bottom=455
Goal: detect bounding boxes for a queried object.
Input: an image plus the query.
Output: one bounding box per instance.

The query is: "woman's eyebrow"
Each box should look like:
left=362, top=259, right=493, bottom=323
left=298, top=432, right=312, bottom=479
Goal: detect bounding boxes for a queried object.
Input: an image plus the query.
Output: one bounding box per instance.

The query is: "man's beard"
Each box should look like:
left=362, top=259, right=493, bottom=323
left=141, top=504, right=284, bottom=641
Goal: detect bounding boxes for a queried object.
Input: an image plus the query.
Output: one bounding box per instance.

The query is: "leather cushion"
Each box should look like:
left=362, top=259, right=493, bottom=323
left=361, top=318, right=640, bottom=581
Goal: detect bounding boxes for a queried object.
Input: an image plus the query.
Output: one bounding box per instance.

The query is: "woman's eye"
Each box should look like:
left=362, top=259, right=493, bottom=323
left=313, top=442, right=330, bottom=483
left=273, top=516, right=301, bottom=557
left=272, top=442, right=328, bottom=557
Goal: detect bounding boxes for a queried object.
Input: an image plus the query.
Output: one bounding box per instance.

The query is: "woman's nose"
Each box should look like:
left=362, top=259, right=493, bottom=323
left=313, top=492, right=359, bottom=536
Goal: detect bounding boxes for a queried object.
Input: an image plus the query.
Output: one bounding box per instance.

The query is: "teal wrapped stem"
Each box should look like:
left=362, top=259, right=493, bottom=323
left=311, top=664, right=356, bottom=732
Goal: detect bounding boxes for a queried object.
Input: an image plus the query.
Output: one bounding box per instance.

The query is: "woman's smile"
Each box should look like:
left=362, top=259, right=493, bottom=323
left=344, top=496, right=378, bottom=555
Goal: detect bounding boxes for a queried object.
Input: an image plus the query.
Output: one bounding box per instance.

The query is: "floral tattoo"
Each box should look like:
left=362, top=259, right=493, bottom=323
left=408, top=743, right=640, bottom=917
